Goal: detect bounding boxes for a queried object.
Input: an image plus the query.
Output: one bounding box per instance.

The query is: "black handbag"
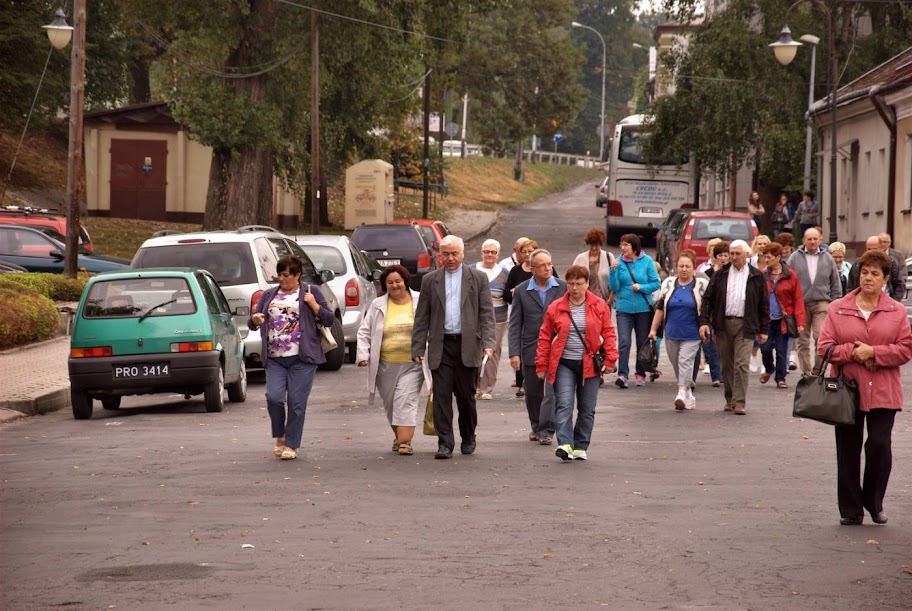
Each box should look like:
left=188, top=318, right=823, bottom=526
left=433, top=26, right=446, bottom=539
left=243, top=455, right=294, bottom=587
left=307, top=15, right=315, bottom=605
left=784, top=315, right=799, bottom=338
left=637, top=337, right=660, bottom=373
left=792, top=345, right=858, bottom=426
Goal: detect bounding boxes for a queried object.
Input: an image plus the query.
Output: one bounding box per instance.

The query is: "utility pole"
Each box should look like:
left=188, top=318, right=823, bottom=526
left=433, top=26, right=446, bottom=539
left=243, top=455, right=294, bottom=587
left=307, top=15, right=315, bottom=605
left=64, top=0, right=86, bottom=278
left=460, top=94, right=468, bottom=159
left=422, top=67, right=431, bottom=219
left=310, top=10, right=320, bottom=234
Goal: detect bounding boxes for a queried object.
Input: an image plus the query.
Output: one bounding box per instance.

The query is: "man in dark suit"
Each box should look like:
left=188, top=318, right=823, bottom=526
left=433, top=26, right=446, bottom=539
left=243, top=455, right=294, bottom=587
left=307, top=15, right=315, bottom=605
left=508, top=248, right=566, bottom=445
left=412, top=235, right=495, bottom=459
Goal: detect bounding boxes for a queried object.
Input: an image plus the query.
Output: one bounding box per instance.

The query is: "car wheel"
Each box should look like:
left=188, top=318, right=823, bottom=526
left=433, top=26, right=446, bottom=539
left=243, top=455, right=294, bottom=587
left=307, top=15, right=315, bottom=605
left=71, top=390, right=93, bottom=420
left=204, top=365, right=225, bottom=413
left=101, top=396, right=121, bottom=410
left=227, top=359, right=247, bottom=403
left=318, top=317, right=345, bottom=371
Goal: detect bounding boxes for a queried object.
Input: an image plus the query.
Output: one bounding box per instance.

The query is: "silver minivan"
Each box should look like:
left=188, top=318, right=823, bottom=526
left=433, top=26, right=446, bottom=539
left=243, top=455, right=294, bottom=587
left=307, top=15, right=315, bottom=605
left=131, top=230, right=345, bottom=370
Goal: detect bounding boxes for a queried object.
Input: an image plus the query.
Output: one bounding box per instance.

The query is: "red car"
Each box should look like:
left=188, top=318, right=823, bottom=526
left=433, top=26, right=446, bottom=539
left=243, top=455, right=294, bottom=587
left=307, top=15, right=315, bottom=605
left=392, top=219, right=451, bottom=266
left=667, top=211, right=759, bottom=270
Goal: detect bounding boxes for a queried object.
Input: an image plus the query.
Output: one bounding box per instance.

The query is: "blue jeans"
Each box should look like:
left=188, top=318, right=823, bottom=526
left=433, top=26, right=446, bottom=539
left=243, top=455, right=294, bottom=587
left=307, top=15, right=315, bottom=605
left=265, top=356, right=317, bottom=449
left=553, top=359, right=600, bottom=450
left=616, top=310, right=652, bottom=379
left=702, top=337, right=722, bottom=381
left=760, top=319, right=789, bottom=383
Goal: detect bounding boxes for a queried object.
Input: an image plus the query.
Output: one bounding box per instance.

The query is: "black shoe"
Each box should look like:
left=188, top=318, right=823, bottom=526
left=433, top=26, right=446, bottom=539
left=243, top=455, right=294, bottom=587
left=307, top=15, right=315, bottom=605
left=840, top=516, right=863, bottom=526
left=870, top=511, right=888, bottom=525
left=460, top=439, right=476, bottom=455
left=435, top=445, right=453, bottom=459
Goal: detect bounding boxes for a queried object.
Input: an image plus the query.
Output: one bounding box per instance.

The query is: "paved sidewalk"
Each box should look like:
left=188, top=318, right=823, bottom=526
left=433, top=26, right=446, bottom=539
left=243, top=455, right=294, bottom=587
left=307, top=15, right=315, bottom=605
left=0, top=209, right=498, bottom=423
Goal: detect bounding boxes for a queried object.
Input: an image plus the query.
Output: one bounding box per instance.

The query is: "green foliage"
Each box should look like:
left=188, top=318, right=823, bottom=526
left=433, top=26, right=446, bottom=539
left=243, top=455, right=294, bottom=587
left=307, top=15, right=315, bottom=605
left=0, top=273, right=87, bottom=301
left=0, top=285, right=60, bottom=350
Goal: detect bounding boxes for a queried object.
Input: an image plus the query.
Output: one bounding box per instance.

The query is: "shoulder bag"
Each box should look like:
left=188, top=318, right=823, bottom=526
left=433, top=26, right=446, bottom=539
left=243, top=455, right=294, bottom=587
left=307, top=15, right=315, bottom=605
left=792, top=345, right=858, bottom=426
left=568, top=308, right=605, bottom=373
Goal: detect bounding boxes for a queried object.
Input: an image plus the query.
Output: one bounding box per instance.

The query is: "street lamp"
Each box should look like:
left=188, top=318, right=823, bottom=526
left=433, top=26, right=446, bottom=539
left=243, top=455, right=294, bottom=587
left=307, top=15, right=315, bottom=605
left=43, top=4, right=85, bottom=277
left=572, top=21, right=606, bottom=162
left=770, top=4, right=838, bottom=244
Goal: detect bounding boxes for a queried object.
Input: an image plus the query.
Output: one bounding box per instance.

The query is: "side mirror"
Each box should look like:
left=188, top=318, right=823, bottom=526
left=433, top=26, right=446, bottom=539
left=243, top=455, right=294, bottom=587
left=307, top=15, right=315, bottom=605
left=233, top=306, right=250, bottom=317
left=371, top=269, right=382, bottom=282
left=320, top=269, right=335, bottom=283
left=431, top=241, right=439, bottom=250
left=50, top=249, right=64, bottom=261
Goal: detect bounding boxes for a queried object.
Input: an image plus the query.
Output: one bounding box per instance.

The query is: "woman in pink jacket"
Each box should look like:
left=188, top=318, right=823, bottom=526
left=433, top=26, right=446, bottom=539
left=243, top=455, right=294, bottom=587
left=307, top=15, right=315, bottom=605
left=817, top=250, right=912, bottom=526
left=537, top=266, right=618, bottom=462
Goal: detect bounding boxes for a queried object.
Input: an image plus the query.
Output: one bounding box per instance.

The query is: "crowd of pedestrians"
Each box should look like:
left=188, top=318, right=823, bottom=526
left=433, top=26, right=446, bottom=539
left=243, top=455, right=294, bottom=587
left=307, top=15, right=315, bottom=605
left=248, top=204, right=911, bottom=526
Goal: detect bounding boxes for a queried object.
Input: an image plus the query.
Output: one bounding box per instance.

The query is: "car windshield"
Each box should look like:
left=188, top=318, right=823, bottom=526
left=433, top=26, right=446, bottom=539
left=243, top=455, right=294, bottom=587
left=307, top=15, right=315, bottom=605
left=692, top=218, right=754, bottom=241
left=83, top=277, right=197, bottom=319
left=133, top=243, right=256, bottom=286
left=352, top=228, right=424, bottom=251
left=299, top=244, right=347, bottom=275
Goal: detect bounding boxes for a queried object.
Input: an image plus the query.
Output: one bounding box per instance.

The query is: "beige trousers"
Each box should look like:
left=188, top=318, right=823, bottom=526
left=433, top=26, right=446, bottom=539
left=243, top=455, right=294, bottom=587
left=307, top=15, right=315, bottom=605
left=796, top=301, right=830, bottom=374
left=716, top=317, right=754, bottom=406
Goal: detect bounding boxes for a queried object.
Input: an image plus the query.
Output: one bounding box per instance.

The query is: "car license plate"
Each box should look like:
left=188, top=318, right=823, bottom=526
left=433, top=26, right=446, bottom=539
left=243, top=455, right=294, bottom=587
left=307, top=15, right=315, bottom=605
left=641, top=207, right=662, bottom=215
left=377, top=259, right=400, bottom=266
left=113, top=363, right=170, bottom=379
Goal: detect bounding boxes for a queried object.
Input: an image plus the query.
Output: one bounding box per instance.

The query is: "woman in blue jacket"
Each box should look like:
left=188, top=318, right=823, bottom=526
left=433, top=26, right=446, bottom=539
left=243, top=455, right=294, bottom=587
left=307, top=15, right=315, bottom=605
left=608, top=233, right=661, bottom=388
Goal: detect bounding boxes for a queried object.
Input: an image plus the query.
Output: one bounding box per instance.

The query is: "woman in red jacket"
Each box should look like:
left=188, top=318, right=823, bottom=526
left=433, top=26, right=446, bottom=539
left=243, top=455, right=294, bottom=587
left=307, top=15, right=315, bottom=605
left=817, top=249, right=912, bottom=526
left=759, top=242, right=806, bottom=389
left=536, top=266, right=618, bottom=461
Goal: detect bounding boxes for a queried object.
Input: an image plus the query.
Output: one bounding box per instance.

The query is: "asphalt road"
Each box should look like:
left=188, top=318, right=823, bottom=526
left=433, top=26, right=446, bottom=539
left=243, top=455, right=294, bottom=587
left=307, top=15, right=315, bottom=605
left=2, top=183, right=912, bottom=610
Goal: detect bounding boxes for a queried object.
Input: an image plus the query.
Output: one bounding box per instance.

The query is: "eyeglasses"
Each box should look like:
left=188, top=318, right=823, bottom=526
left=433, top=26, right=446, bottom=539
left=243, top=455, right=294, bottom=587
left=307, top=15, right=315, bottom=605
left=482, top=250, right=498, bottom=255
left=567, top=281, right=588, bottom=287
left=533, top=262, right=552, bottom=268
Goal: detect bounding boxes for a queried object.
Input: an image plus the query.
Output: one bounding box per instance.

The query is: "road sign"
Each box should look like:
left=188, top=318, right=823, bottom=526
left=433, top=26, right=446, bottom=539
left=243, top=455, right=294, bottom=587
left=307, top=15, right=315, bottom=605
left=553, top=132, right=563, bottom=144
left=445, top=122, right=459, bottom=138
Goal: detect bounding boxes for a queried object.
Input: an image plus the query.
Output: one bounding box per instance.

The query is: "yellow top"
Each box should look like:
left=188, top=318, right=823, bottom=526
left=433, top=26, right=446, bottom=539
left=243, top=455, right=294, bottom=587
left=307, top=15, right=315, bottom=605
left=380, top=300, right=414, bottom=363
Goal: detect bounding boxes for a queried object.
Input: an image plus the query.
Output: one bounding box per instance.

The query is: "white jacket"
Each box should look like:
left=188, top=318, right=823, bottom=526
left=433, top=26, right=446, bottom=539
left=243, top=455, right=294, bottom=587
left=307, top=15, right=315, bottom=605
left=654, top=275, right=709, bottom=318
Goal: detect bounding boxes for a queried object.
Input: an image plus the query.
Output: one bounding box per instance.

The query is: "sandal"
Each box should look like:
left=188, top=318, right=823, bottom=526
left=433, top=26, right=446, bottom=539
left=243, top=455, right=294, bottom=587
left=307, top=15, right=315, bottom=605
left=398, top=442, right=413, bottom=455
left=777, top=381, right=788, bottom=389
left=274, top=438, right=285, bottom=457
left=392, top=437, right=400, bottom=452
left=280, top=447, right=297, bottom=460
left=759, top=372, right=771, bottom=384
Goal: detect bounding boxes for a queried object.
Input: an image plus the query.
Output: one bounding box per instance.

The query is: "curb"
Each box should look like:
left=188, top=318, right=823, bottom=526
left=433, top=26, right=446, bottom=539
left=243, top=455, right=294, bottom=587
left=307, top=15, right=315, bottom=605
left=0, top=334, right=69, bottom=356
left=0, top=389, right=69, bottom=419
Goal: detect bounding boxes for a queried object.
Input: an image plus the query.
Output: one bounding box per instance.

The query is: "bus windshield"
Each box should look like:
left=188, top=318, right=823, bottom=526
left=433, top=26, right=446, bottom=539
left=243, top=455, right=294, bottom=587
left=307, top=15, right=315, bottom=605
left=618, top=127, right=688, bottom=166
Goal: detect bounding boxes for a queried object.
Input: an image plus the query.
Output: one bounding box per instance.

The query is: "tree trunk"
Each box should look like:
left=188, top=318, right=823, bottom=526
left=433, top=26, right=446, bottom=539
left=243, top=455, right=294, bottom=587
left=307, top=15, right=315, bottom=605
left=513, top=138, right=524, bottom=182
left=202, top=0, right=277, bottom=230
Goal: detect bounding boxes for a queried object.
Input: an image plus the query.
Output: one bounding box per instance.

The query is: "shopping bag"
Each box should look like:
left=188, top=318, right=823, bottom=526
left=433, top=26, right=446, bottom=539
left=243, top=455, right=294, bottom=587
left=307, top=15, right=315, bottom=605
left=423, top=391, right=436, bottom=436
left=316, top=323, right=337, bottom=353
left=637, top=337, right=660, bottom=373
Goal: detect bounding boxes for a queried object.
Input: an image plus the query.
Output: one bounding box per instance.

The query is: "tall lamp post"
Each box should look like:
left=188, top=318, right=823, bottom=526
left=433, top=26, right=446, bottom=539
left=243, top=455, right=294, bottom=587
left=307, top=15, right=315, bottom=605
left=44, top=4, right=85, bottom=277
left=770, top=3, right=838, bottom=244
left=572, top=21, right=606, bottom=162
left=798, top=34, right=819, bottom=195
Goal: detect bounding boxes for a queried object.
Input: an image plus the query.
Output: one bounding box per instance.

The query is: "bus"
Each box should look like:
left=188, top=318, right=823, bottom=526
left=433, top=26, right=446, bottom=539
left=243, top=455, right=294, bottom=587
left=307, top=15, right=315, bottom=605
left=604, top=114, right=696, bottom=241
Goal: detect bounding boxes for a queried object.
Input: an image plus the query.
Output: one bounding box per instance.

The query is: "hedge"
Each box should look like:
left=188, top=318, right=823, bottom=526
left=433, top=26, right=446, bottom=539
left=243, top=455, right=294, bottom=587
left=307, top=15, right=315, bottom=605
left=0, top=272, right=88, bottom=302
left=0, top=285, right=61, bottom=350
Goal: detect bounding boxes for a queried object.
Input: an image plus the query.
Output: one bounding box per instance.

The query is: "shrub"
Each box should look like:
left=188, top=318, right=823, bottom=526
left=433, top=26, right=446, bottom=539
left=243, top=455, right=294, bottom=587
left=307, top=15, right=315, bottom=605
left=0, top=286, right=60, bottom=350
left=0, top=273, right=87, bottom=301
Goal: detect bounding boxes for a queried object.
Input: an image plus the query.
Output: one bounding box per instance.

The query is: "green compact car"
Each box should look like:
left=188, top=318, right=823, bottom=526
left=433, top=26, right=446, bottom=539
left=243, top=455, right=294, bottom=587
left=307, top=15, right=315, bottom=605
left=68, top=269, right=247, bottom=419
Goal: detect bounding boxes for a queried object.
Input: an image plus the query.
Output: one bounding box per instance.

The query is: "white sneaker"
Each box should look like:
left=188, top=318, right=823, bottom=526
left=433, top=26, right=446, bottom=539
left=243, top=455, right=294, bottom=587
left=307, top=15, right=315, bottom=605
left=555, top=444, right=574, bottom=461
left=789, top=353, right=798, bottom=371
left=749, top=353, right=762, bottom=373
left=685, top=391, right=696, bottom=410
left=571, top=449, right=588, bottom=460
left=674, top=390, right=687, bottom=411
left=703, top=364, right=710, bottom=375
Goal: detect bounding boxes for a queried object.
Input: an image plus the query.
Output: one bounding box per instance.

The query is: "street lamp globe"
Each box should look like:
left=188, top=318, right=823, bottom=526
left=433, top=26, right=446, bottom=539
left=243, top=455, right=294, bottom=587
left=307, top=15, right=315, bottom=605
left=769, top=25, right=802, bottom=66
left=43, top=8, right=73, bottom=50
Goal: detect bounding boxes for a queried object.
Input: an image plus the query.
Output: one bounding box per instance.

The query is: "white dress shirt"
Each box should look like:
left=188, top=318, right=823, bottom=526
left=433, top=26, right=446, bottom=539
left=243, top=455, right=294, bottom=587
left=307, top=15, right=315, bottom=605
left=724, top=264, right=749, bottom=317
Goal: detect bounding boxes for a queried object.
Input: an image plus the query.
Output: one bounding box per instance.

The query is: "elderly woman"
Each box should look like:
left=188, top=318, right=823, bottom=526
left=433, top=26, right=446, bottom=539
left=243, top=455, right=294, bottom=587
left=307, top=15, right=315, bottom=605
left=473, top=239, right=510, bottom=400
left=758, top=242, right=805, bottom=389
left=249, top=255, right=333, bottom=460
left=817, top=250, right=912, bottom=526
left=608, top=233, right=661, bottom=388
left=828, top=241, right=851, bottom=296
left=573, top=227, right=616, bottom=309
left=504, top=238, right=538, bottom=398
left=537, top=265, right=618, bottom=461
left=357, top=265, right=429, bottom=455
left=649, top=250, right=707, bottom=410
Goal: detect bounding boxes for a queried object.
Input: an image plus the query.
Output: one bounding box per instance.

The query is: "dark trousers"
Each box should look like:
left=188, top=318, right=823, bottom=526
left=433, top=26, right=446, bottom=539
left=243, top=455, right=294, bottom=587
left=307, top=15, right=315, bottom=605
left=432, top=335, right=479, bottom=451
left=760, top=319, right=789, bottom=383
left=835, top=408, right=896, bottom=518
left=522, top=364, right=554, bottom=436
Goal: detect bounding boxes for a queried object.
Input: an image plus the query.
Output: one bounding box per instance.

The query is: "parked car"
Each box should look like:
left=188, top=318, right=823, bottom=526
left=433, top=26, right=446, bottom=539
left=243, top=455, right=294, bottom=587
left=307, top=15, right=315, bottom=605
left=595, top=176, right=609, bottom=207
left=392, top=218, right=451, bottom=265
left=67, top=268, right=247, bottom=419
left=656, top=208, right=694, bottom=273
left=350, top=223, right=439, bottom=290
left=28, top=225, right=131, bottom=265
left=0, top=224, right=128, bottom=274
left=130, top=230, right=345, bottom=371
left=664, top=211, right=758, bottom=270
left=0, top=205, right=93, bottom=252
left=291, top=234, right=382, bottom=362
left=0, top=261, right=27, bottom=273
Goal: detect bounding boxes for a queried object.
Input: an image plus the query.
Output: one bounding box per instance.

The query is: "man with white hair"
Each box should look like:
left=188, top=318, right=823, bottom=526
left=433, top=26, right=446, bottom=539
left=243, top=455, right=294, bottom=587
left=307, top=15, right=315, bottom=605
left=786, top=227, right=841, bottom=375
left=472, top=239, right=510, bottom=399
left=699, top=239, right=769, bottom=415
left=412, top=235, right=496, bottom=459
left=846, top=235, right=904, bottom=299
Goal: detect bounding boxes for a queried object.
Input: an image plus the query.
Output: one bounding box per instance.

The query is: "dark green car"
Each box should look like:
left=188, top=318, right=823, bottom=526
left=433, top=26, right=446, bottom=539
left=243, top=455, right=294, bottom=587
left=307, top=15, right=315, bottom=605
left=68, top=269, right=247, bottom=419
